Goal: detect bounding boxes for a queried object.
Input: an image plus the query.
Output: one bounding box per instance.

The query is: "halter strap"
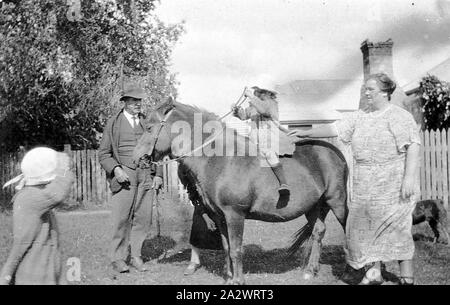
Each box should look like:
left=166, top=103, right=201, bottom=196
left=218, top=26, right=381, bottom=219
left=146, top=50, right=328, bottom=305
left=149, top=88, right=248, bottom=166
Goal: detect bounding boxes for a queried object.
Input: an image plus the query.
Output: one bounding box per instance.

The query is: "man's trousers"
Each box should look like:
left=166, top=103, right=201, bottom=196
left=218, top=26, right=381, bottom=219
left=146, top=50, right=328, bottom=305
left=110, top=166, right=155, bottom=262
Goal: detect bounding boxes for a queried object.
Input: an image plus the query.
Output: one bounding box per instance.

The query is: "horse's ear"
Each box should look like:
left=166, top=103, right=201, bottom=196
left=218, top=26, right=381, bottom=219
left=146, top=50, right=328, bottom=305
left=161, top=95, right=175, bottom=114
left=155, top=95, right=175, bottom=114
left=167, top=95, right=174, bottom=106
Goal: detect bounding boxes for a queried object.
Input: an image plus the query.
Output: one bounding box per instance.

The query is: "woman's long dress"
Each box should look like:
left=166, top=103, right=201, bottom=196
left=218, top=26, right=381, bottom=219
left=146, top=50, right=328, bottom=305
left=336, top=104, right=421, bottom=269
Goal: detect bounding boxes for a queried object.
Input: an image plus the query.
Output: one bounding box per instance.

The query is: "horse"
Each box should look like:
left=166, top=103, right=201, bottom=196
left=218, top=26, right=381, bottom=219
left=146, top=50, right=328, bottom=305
left=133, top=99, right=349, bottom=284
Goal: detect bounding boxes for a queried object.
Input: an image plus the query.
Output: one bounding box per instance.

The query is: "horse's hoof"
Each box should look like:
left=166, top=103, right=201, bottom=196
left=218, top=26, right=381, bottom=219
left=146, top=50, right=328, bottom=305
left=303, top=272, right=313, bottom=280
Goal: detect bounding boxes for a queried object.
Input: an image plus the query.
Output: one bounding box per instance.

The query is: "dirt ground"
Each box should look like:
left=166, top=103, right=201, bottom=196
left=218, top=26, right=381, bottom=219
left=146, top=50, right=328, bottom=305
left=0, top=197, right=449, bottom=285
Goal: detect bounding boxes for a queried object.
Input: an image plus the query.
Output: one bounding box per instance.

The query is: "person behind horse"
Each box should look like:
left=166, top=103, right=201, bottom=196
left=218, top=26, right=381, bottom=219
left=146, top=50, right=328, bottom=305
left=232, top=86, right=294, bottom=209
left=177, top=163, right=223, bottom=276
left=289, top=73, right=421, bottom=285
left=99, top=83, right=163, bottom=274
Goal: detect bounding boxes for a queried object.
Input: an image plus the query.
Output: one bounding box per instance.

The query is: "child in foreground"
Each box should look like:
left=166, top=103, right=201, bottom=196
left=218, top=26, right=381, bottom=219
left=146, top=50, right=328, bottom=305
left=0, top=147, right=73, bottom=285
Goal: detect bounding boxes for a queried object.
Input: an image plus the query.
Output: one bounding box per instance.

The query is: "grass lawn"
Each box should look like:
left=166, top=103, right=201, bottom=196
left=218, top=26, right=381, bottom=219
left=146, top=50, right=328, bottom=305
left=0, top=197, right=449, bottom=285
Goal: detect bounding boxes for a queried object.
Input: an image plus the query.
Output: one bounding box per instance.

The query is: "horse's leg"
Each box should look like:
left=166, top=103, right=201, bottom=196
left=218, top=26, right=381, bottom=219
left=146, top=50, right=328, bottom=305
left=220, top=233, right=232, bottom=280
left=215, top=215, right=232, bottom=282
left=325, top=187, right=348, bottom=232
left=224, top=210, right=245, bottom=285
left=324, top=188, right=350, bottom=280
left=304, top=204, right=329, bottom=279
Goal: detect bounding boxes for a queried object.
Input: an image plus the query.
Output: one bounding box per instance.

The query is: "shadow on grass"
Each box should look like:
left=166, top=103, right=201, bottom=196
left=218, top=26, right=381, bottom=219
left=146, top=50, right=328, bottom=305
left=141, top=235, right=178, bottom=262
left=156, top=242, right=349, bottom=280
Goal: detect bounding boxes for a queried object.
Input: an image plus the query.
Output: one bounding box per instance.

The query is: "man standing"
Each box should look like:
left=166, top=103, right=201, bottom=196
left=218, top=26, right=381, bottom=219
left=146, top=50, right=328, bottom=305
left=99, top=83, right=163, bottom=274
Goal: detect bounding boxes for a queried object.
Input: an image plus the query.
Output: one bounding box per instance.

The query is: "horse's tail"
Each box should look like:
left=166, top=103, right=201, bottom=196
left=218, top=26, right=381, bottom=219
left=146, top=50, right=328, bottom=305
left=287, top=221, right=315, bottom=265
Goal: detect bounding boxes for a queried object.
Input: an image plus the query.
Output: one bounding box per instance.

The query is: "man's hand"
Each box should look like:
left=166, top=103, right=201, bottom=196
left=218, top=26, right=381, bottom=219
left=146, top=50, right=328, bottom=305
left=114, top=167, right=129, bottom=184
left=202, top=214, right=217, bottom=231
left=152, top=176, right=163, bottom=190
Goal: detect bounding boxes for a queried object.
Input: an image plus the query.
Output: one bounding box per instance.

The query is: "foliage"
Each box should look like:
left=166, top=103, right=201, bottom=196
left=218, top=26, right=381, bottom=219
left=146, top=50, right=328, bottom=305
left=0, top=0, right=184, bottom=151
left=419, top=75, right=450, bottom=131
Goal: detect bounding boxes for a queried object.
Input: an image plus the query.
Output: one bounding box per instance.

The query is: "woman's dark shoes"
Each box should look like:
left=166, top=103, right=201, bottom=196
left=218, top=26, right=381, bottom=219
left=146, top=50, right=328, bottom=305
left=130, top=256, right=148, bottom=272
left=399, top=277, right=414, bottom=285
left=359, top=267, right=384, bottom=285
left=359, top=276, right=384, bottom=285
left=184, top=262, right=201, bottom=276
left=111, top=260, right=130, bottom=273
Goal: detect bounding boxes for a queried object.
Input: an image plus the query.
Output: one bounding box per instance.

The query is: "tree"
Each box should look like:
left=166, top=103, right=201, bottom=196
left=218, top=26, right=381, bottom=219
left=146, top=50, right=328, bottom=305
left=419, top=75, right=450, bottom=131
left=0, top=0, right=183, bottom=151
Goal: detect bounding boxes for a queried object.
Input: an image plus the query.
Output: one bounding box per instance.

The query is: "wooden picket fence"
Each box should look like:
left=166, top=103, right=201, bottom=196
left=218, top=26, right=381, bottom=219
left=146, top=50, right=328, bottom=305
left=419, top=129, right=449, bottom=210
left=0, top=130, right=449, bottom=210
left=0, top=145, right=112, bottom=207
left=63, top=145, right=112, bottom=207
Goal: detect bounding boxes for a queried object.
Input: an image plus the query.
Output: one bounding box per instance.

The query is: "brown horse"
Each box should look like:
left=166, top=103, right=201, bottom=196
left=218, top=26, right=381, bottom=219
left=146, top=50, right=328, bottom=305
left=133, top=99, right=348, bottom=284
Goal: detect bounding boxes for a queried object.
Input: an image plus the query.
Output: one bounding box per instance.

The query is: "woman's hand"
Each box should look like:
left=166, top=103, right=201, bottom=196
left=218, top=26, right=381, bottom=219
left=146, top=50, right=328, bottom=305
left=401, top=175, right=415, bottom=199
left=202, top=214, right=217, bottom=231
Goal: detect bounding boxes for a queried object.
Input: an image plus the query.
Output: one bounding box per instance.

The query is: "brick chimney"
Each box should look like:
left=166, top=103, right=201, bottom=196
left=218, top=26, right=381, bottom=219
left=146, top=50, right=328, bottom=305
left=359, top=39, right=403, bottom=110
left=360, top=39, right=394, bottom=80
left=358, top=39, right=422, bottom=126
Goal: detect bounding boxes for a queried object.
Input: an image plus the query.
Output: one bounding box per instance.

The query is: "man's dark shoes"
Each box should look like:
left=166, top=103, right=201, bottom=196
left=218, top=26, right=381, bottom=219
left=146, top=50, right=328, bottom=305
left=130, top=256, right=148, bottom=272
left=111, top=260, right=130, bottom=273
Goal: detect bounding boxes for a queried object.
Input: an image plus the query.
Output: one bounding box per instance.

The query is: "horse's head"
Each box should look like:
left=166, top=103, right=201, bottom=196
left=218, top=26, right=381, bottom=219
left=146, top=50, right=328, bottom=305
left=134, top=97, right=233, bottom=165
left=133, top=97, right=177, bottom=164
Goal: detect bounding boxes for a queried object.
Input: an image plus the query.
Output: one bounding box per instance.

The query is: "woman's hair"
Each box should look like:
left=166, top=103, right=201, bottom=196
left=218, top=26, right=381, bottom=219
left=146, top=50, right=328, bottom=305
left=367, top=73, right=397, bottom=100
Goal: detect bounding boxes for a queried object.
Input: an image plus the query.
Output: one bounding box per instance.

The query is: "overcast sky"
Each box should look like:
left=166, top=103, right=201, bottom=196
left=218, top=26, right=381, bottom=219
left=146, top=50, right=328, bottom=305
left=155, top=0, right=450, bottom=115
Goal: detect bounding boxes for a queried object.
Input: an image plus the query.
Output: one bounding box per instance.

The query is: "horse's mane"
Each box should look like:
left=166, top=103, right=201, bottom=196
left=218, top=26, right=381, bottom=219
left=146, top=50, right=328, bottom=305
left=173, top=101, right=250, bottom=144
left=177, top=102, right=221, bottom=122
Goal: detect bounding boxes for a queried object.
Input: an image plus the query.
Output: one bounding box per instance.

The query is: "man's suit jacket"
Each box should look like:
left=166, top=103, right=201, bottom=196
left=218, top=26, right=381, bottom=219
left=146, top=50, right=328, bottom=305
left=99, top=109, right=163, bottom=193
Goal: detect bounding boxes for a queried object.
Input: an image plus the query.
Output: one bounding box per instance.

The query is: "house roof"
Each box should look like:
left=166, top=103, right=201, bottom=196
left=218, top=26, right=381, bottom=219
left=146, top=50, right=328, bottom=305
left=275, top=78, right=362, bottom=123
left=402, top=57, right=450, bottom=93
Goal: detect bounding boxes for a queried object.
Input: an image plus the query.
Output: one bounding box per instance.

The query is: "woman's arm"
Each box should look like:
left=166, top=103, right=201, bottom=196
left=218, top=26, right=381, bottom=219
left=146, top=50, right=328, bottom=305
left=288, top=123, right=338, bottom=139
left=201, top=213, right=217, bottom=231
left=401, top=142, right=421, bottom=199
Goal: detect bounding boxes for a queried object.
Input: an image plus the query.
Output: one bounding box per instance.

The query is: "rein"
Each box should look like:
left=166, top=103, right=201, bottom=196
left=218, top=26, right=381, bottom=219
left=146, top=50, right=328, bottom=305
left=149, top=88, right=248, bottom=166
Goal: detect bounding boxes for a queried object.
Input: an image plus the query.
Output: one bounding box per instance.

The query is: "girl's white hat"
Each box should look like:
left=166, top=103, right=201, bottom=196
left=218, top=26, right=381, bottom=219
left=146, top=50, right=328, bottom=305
left=3, top=147, right=59, bottom=190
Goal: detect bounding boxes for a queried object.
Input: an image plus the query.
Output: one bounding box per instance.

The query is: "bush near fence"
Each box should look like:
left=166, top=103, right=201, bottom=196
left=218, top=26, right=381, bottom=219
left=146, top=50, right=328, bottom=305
left=0, top=130, right=449, bottom=211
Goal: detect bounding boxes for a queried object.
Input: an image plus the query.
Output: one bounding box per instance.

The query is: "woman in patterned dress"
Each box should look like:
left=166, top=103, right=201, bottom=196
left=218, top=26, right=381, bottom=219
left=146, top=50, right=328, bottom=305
left=289, top=73, right=421, bottom=285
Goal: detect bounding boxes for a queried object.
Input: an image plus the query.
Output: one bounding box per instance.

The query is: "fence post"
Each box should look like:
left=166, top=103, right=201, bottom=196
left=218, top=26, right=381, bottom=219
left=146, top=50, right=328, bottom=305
left=63, top=144, right=75, bottom=202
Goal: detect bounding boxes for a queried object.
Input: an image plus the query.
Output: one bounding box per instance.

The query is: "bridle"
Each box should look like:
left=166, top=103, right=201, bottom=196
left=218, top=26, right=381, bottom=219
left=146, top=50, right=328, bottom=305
left=148, top=88, right=248, bottom=166
left=148, top=107, right=175, bottom=166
